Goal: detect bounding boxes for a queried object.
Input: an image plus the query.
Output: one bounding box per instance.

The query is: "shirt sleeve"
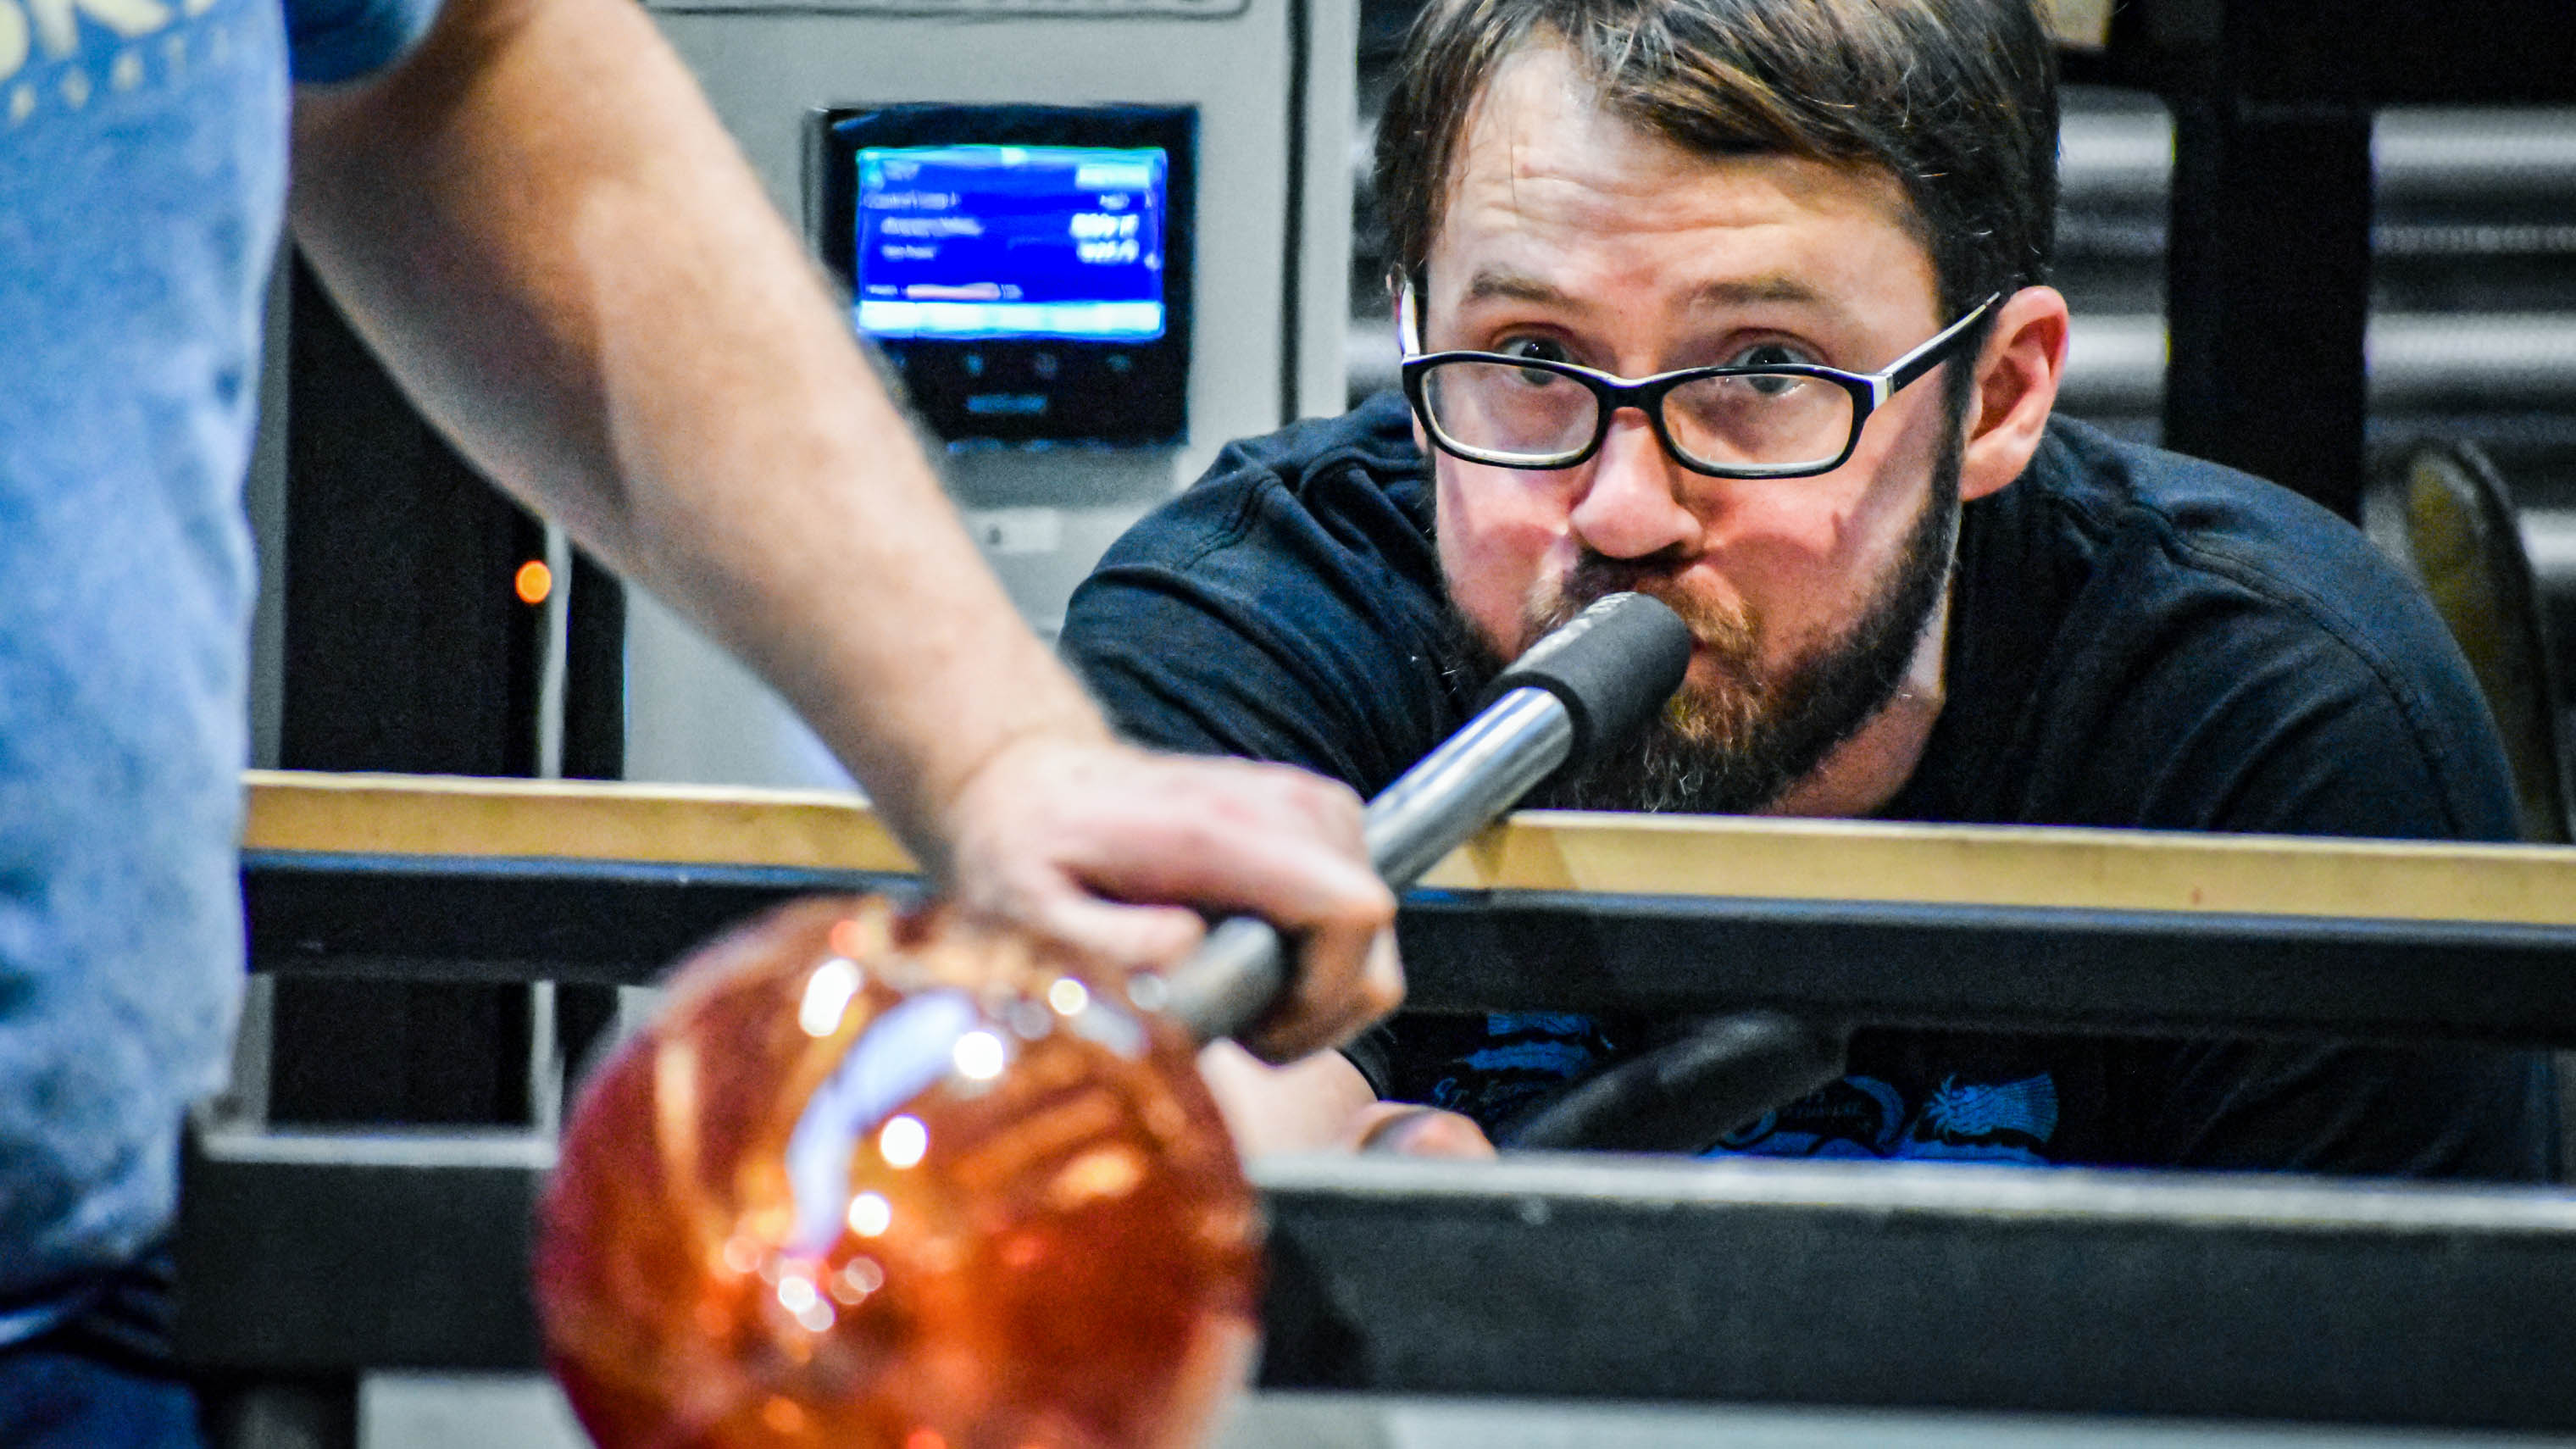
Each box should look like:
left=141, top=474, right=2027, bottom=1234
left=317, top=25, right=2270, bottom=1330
left=1061, top=466, right=1458, bottom=795
left=286, top=0, right=443, bottom=83
left=2076, top=540, right=2557, bottom=1180
left=1335, top=1024, right=1396, bottom=1098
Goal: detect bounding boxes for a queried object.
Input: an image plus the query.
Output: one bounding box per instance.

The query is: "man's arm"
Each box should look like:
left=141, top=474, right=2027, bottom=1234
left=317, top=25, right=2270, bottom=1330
left=2124, top=674, right=2552, bottom=1179
left=2057, top=531, right=2554, bottom=1180
left=283, top=0, right=1395, bottom=1058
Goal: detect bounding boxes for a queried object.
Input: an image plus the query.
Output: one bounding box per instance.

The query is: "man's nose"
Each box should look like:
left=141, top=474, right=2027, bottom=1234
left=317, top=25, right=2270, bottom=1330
left=1567, top=408, right=1700, bottom=561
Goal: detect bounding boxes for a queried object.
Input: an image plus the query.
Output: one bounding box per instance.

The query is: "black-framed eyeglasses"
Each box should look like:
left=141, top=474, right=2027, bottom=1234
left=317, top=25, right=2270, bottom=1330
left=1397, top=288, right=2001, bottom=480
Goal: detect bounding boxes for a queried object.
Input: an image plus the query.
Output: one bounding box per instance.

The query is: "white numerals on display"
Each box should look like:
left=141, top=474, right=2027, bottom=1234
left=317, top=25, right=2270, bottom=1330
left=1071, top=210, right=1143, bottom=263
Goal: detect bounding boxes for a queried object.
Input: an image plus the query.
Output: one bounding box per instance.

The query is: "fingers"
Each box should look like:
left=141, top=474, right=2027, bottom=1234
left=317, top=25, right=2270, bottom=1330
left=1345, top=1103, right=1497, bottom=1158
left=1075, top=757, right=1392, bottom=946
left=1239, top=925, right=1403, bottom=1063
left=1067, top=757, right=1397, bottom=1053
left=941, top=737, right=1401, bottom=1049
left=1015, top=882, right=1209, bottom=976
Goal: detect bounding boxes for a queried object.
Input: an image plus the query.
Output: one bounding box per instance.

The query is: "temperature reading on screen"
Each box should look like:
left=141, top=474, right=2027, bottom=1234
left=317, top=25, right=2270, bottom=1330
left=1069, top=210, right=1144, bottom=264
left=854, top=144, right=1169, bottom=341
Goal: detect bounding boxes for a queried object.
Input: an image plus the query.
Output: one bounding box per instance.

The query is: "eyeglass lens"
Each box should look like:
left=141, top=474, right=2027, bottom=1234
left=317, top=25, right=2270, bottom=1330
left=1420, top=358, right=1857, bottom=471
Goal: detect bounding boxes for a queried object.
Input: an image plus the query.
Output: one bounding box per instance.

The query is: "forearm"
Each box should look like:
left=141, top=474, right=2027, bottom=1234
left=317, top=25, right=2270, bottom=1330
left=286, top=0, right=1103, bottom=870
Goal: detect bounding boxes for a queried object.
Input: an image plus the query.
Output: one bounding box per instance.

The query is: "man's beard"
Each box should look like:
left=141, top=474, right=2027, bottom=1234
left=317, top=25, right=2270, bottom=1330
left=1451, top=441, right=1963, bottom=816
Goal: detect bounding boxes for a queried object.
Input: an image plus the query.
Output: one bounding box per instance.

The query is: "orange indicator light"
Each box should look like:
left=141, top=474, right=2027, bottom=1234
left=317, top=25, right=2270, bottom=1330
left=514, top=559, right=554, bottom=606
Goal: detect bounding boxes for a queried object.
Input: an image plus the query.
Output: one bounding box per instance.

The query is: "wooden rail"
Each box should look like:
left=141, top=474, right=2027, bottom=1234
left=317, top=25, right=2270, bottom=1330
left=244, top=769, right=2576, bottom=926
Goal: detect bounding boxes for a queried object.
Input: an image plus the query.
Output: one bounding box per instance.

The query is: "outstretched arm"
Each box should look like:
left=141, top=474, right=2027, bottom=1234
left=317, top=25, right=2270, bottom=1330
left=284, top=0, right=1395, bottom=1058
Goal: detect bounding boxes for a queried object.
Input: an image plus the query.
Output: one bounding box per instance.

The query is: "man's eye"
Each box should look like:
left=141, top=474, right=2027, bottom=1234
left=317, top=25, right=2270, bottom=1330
left=1728, top=341, right=1811, bottom=369
left=1496, top=337, right=1574, bottom=385
left=1726, top=341, right=1813, bottom=397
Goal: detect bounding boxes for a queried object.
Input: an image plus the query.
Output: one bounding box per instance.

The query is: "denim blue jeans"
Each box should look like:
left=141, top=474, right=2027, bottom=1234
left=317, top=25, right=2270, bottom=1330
left=0, top=1346, right=202, bottom=1447
left=1, top=1249, right=201, bottom=1447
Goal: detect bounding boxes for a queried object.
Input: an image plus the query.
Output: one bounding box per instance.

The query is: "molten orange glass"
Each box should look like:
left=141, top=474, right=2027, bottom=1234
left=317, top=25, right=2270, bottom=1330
left=536, top=896, right=1262, bottom=1449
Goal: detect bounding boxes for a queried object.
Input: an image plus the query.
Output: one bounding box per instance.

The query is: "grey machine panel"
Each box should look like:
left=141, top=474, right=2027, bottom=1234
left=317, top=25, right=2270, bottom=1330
left=622, top=0, right=1355, bottom=788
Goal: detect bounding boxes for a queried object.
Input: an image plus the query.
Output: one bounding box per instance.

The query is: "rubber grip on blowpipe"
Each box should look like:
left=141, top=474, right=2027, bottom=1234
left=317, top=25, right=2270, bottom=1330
left=1149, top=591, right=1692, bottom=1044
left=1483, top=591, right=1696, bottom=780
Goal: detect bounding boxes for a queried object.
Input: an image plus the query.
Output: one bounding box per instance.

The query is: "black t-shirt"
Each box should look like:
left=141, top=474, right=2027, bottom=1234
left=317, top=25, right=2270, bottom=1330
left=1063, top=391, right=2558, bottom=1180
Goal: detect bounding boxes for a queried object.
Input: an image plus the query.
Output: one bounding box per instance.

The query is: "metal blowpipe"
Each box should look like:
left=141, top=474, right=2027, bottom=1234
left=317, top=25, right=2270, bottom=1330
left=1136, top=591, right=1695, bottom=1043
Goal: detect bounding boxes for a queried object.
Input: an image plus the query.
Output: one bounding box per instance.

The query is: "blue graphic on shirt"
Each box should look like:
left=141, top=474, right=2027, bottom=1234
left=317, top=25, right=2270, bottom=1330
left=1921, top=1073, right=2059, bottom=1144
left=1407, top=1013, right=2062, bottom=1166
left=1462, top=1037, right=1606, bottom=1078
left=1487, top=1012, right=1597, bottom=1039
left=1711, top=1073, right=2060, bottom=1165
left=1852, top=1075, right=1910, bottom=1150
left=1430, top=1012, right=1618, bottom=1121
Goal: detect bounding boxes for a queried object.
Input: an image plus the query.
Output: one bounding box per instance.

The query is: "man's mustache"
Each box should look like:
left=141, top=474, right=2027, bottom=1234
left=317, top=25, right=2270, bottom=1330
left=1532, top=549, right=1757, bottom=658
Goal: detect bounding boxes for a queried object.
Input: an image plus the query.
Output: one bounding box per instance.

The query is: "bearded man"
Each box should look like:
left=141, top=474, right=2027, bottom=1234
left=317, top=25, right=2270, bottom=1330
left=1060, top=0, right=2557, bottom=1176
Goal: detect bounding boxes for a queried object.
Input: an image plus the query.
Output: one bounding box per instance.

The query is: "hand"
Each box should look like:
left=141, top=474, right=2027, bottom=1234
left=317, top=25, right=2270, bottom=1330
left=942, top=734, right=1400, bottom=1061
left=1345, top=1102, right=1496, bottom=1158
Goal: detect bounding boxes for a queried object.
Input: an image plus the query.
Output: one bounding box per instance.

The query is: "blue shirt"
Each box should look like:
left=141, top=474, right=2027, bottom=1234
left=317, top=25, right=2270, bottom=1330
left=0, top=0, right=437, bottom=1334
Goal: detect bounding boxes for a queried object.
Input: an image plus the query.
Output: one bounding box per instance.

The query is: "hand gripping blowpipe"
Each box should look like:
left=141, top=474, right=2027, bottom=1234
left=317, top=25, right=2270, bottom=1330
left=1136, top=589, right=1696, bottom=1042
left=534, top=591, right=1692, bottom=1449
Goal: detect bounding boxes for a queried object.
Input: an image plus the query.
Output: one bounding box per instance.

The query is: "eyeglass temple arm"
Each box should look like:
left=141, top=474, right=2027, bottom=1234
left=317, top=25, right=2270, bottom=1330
left=1877, top=292, right=2004, bottom=401
left=1397, top=277, right=1425, bottom=356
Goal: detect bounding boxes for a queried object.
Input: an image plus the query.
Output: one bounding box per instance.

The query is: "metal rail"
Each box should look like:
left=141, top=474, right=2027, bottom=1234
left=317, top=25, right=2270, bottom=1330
left=176, top=1140, right=2576, bottom=1430
left=243, top=847, right=2576, bottom=1046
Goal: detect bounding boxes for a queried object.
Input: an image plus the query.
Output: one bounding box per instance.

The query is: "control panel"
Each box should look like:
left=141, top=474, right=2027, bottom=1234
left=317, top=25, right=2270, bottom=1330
left=812, top=104, right=1196, bottom=446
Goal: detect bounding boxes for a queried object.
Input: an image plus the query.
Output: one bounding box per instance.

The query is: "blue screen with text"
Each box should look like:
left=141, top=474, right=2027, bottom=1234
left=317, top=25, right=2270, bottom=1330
left=853, top=144, right=1168, bottom=341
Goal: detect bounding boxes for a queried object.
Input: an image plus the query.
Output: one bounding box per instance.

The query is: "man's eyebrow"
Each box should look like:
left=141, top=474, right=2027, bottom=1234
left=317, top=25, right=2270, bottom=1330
left=1457, top=267, right=1578, bottom=308
left=1685, top=275, right=1826, bottom=309
left=1452, top=269, right=1827, bottom=311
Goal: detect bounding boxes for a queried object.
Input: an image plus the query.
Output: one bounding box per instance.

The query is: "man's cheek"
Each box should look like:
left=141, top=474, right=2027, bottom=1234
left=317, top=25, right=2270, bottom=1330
left=1442, top=545, right=1530, bottom=653
left=1436, top=497, right=1554, bottom=654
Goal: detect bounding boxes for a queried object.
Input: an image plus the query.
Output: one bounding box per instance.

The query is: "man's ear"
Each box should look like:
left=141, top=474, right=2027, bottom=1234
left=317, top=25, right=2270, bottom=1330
left=1957, top=286, right=2071, bottom=503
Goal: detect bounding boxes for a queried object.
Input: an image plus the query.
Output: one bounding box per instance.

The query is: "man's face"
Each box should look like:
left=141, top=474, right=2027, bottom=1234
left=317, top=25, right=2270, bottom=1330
left=1419, top=45, right=1968, bottom=812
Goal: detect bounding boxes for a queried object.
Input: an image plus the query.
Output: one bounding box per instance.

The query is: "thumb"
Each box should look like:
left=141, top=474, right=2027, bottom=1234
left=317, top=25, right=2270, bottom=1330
left=1346, top=1103, right=1496, bottom=1158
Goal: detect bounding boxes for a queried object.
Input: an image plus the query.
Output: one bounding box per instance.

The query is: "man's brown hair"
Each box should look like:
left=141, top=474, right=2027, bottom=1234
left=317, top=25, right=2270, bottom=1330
left=1375, top=0, right=2059, bottom=320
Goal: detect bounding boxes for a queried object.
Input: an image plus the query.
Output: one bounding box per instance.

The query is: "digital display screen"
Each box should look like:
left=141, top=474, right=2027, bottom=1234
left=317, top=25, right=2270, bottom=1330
left=810, top=103, right=1194, bottom=447
left=852, top=144, right=1169, bottom=342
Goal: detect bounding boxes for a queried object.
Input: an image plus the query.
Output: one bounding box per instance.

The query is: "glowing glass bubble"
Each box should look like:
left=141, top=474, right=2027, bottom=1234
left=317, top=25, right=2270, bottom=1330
left=535, top=896, right=1262, bottom=1449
